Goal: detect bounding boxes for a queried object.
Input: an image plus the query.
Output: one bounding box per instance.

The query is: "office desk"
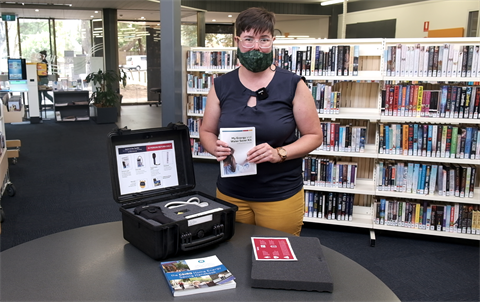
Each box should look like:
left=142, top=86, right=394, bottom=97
left=0, top=222, right=400, bottom=301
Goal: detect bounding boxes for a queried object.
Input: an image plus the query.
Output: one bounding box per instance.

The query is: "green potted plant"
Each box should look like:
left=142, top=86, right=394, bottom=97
left=85, top=69, right=127, bottom=123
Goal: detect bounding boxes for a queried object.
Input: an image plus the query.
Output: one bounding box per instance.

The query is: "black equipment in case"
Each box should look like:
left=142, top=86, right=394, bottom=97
left=107, top=123, right=237, bottom=260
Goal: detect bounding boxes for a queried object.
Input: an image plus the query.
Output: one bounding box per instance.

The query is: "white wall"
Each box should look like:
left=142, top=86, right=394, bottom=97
left=338, top=0, right=480, bottom=38
left=275, top=16, right=329, bottom=39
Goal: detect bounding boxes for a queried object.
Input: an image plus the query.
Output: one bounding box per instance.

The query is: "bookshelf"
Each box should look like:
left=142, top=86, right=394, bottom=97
left=183, top=38, right=480, bottom=241
left=53, top=91, right=90, bottom=122
left=186, top=47, right=237, bottom=158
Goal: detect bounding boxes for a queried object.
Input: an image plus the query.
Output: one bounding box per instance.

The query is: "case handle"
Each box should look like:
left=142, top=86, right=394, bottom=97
left=181, top=233, right=225, bottom=251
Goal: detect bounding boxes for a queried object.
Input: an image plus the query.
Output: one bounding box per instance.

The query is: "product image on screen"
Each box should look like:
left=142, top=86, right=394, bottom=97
left=7, top=58, right=27, bottom=80
left=115, top=140, right=179, bottom=195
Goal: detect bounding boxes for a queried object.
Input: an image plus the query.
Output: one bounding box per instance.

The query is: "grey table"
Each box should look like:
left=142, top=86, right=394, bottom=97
left=0, top=221, right=400, bottom=301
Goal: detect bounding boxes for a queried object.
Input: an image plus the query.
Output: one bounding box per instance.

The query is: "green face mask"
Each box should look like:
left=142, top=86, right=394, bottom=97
left=237, top=47, right=273, bottom=73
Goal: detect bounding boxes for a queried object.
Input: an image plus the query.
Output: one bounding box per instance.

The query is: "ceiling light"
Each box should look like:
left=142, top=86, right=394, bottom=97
left=35, top=9, right=39, bottom=12
left=95, top=11, right=98, bottom=14
left=4, top=2, right=71, bottom=7
left=212, top=19, right=216, bottom=22
left=321, top=0, right=347, bottom=6
left=228, top=15, right=232, bottom=18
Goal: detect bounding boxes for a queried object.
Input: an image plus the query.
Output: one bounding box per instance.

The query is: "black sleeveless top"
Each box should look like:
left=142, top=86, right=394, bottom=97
left=214, top=68, right=303, bottom=201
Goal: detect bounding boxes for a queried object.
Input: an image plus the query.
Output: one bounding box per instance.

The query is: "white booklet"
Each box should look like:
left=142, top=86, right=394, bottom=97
left=219, top=127, right=257, bottom=178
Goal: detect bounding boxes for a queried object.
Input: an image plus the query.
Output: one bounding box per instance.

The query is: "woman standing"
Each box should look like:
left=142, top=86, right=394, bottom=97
left=199, top=7, right=322, bottom=236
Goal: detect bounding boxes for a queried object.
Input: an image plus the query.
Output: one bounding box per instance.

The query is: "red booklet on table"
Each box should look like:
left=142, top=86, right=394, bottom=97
left=251, top=237, right=297, bottom=261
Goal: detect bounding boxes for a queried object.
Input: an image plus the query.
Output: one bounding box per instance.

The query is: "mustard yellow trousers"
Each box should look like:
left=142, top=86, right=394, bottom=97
left=216, top=188, right=304, bottom=236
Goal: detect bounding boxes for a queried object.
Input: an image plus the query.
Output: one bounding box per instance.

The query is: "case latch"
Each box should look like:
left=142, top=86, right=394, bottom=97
left=114, top=126, right=131, bottom=135
left=181, top=232, right=193, bottom=244
left=167, top=122, right=186, bottom=130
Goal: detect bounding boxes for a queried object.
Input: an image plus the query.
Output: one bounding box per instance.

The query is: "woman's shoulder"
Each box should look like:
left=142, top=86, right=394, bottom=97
left=217, top=68, right=239, bottom=80
left=214, top=68, right=238, bottom=88
left=275, top=67, right=301, bottom=80
left=273, top=68, right=301, bottom=87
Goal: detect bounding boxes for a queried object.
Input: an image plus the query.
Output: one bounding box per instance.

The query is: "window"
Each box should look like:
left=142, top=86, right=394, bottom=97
left=206, top=24, right=234, bottom=47
left=467, top=11, right=479, bottom=37
left=0, top=22, right=7, bottom=73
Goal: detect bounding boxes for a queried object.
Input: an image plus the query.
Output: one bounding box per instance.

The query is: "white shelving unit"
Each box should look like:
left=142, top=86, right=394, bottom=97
left=185, top=47, right=236, bottom=159
left=319, top=108, right=380, bottom=122
left=184, top=38, right=480, bottom=241
left=311, top=144, right=378, bottom=159
left=0, top=95, right=16, bottom=222
left=375, top=189, right=480, bottom=204
left=380, top=116, right=480, bottom=124
left=305, top=178, right=376, bottom=195
left=304, top=204, right=373, bottom=229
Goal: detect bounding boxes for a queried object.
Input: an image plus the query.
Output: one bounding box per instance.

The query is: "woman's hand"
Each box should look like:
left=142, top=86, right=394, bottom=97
left=214, top=140, right=231, bottom=162
left=247, top=143, right=280, bottom=164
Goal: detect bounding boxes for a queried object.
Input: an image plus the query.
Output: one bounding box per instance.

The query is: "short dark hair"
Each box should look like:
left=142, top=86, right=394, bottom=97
left=40, top=50, right=47, bottom=56
left=235, top=7, right=275, bottom=37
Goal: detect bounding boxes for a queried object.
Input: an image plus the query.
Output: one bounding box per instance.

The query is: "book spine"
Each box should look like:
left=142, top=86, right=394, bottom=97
left=353, top=45, right=359, bottom=76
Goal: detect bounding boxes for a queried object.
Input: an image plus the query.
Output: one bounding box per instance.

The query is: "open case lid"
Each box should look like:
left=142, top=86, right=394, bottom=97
left=107, top=123, right=196, bottom=204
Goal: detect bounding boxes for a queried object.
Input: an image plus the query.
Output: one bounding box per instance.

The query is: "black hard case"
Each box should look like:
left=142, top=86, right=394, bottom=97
left=107, top=123, right=237, bottom=260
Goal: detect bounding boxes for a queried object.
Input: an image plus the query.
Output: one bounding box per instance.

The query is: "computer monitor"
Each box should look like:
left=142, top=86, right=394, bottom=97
left=7, top=58, right=27, bottom=81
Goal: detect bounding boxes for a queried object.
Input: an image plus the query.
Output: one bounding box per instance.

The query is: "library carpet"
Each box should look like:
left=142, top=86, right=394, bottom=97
left=1, top=109, right=478, bottom=302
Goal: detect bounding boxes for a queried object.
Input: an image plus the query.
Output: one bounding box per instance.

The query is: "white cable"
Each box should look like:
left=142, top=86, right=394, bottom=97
left=164, top=197, right=209, bottom=209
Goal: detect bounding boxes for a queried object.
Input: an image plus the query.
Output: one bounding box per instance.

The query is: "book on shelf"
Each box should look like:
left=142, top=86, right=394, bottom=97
left=374, top=198, right=480, bottom=235
left=378, top=122, right=480, bottom=160
left=187, top=95, right=207, bottom=114
left=309, top=84, right=342, bottom=114
left=191, top=138, right=213, bottom=157
left=295, top=50, right=304, bottom=76
left=304, top=190, right=355, bottom=221
left=305, top=46, right=313, bottom=76
left=187, top=117, right=202, bottom=137
left=382, top=84, right=480, bottom=119
left=187, top=50, right=237, bottom=70
left=343, top=45, right=350, bottom=76
left=352, top=45, right=359, bottom=76
left=160, top=255, right=236, bottom=297
left=317, top=123, right=366, bottom=153
left=376, top=160, right=477, bottom=198
left=273, top=44, right=360, bottom=77
left=304, top=157, right=358, bottom=189
left=187, top=73, right=219, bottom=92
left=218, top=127, right=257, bottom=178
left=384, top=43, right=480, bottom=79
